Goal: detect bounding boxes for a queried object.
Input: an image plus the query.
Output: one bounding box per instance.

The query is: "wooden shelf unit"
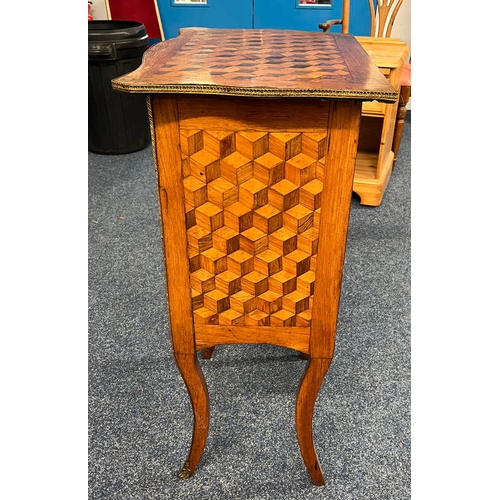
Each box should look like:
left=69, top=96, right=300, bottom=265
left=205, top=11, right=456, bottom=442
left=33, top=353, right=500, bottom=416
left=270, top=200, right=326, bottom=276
left=354, top=37, right=410, bottom=206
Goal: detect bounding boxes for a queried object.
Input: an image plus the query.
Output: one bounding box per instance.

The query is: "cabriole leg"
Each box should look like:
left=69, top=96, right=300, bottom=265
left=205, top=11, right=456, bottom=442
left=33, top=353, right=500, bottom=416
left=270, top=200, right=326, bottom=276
left=295, top=356, right=332, bottom=486
left=174, top=353, right=210, bottom=479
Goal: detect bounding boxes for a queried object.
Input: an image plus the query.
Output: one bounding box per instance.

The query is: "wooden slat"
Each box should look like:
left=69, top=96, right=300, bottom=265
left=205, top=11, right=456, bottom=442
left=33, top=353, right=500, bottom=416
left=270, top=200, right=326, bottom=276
left=195, top=325, right=311, bottom=353
left=373, top=0, right=404, bottom=38
left=178, top=95, right=329, bottom=133
left=368, top=0, right=376, bottom=36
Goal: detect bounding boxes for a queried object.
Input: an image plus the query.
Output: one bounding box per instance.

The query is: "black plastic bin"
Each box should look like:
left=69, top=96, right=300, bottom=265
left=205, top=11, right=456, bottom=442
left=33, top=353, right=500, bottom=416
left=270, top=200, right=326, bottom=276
left=88, top=21, right=151, bottom=154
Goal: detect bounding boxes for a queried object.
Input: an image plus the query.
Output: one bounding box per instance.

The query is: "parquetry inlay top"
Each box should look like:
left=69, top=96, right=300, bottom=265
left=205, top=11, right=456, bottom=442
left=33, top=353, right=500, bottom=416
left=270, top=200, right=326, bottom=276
left=112, top=28, right=398, bottom=101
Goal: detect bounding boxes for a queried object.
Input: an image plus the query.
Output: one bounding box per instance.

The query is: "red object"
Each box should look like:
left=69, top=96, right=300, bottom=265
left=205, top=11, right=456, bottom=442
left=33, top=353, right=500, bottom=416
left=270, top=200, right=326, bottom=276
left=401, top=61, right=411, bottom=86
left=88, top=1, right=93, bottom=21
left=106, top=0, right=162, bottom=43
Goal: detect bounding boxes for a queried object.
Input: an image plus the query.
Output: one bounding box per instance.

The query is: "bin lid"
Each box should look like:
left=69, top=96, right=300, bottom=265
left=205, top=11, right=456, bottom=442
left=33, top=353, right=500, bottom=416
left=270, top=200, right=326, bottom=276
left=88, top=20, right=148, bottom=45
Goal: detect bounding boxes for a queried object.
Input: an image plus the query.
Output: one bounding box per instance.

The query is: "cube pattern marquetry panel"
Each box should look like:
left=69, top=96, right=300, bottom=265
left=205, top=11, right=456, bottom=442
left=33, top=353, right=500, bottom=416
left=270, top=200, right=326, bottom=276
left=182, top=128, right=326, bottom=327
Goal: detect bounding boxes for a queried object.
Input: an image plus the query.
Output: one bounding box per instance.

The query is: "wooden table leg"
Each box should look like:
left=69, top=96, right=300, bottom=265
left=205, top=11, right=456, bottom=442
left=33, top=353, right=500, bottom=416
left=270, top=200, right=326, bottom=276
left=295, top=356, right=332, bottom=486
left=201, top=346, right=216, bottom=359
left=175, top=353, right=210, bottom=479
left=150, top=95, right=211, bottom=479
left=295, top=100, right=361, bottom=485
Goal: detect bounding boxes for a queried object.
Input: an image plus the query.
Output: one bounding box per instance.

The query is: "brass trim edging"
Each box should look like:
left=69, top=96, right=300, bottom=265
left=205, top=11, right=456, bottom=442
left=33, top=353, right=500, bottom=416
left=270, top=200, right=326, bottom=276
left=146, top=96, right=162, bottom=227
left=112, top=82, right=398, bottom=103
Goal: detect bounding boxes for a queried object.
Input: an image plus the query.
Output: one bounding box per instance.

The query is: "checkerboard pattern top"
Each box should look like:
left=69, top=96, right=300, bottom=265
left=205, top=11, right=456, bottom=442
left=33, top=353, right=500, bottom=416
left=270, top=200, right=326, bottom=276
left=112, top=28, right=398, bottom=101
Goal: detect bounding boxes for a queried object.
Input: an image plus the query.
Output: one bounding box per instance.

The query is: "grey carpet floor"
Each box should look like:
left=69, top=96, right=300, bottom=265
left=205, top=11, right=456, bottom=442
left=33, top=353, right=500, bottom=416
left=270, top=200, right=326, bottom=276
left=88, top=112, right=411, bottom=500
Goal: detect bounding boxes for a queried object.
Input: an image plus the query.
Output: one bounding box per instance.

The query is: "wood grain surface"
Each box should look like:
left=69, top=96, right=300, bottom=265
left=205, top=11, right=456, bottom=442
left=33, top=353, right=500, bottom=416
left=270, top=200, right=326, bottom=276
left=112, top=28, right=393, bottom=485
left=112, top=28, right=397, bottom=102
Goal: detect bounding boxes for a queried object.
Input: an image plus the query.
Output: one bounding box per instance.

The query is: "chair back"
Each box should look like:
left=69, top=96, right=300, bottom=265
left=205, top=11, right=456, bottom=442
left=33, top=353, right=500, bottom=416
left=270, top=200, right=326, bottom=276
left=319, top=1, right=405, bottom=38
left=368, top=0, right=405, bottom=38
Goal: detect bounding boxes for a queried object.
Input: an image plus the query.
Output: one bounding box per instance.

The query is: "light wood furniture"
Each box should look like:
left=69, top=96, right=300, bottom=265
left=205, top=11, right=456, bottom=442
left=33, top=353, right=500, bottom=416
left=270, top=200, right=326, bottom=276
left=354, top=36, right=409, bottom=206
left=366, top=0, right=411, bottom=172
left=111, top=27, right=396, bottom=485
left=319, top=0, right=411, bottom=206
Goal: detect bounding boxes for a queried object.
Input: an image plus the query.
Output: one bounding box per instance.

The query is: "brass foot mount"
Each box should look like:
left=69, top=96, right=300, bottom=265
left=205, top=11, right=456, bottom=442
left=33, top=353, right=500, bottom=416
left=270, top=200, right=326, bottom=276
left=178, top=461, right=192, bottom=479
